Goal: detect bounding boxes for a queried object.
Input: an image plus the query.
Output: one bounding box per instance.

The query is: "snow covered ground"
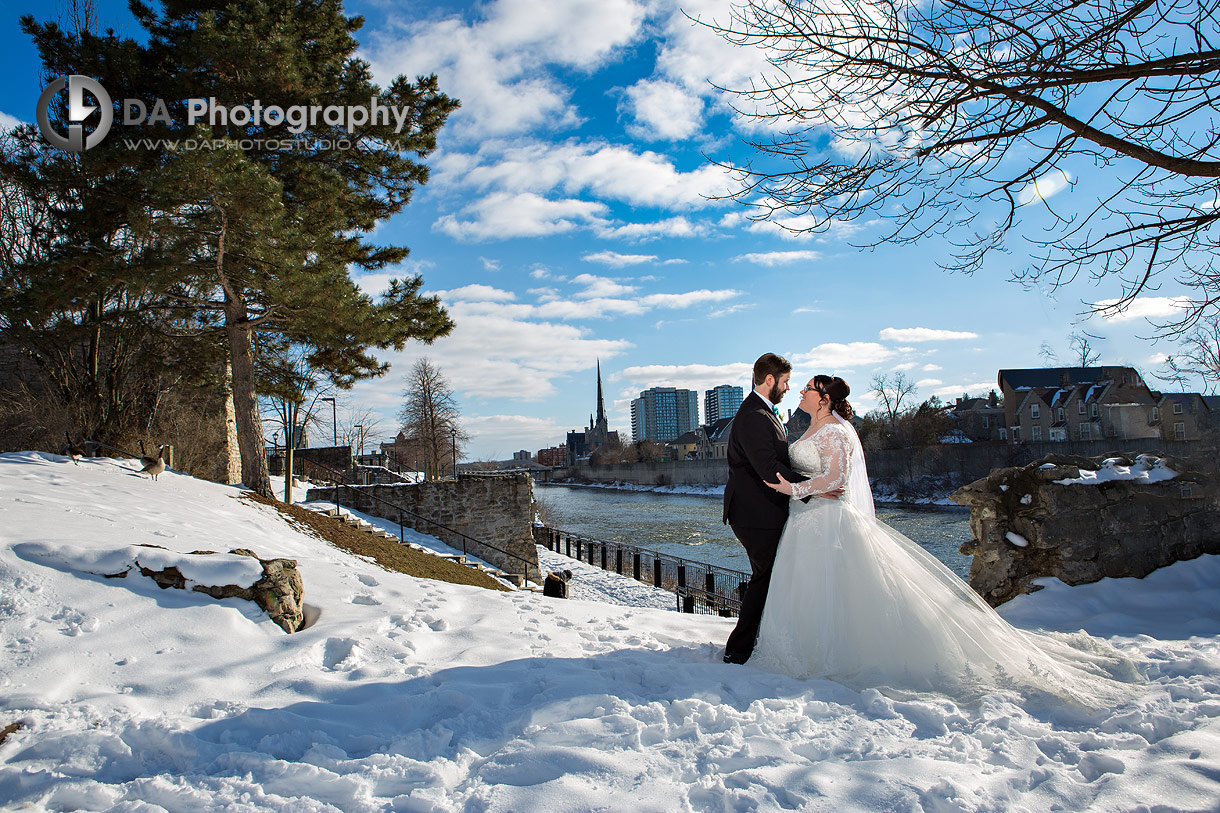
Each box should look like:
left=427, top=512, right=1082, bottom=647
left=2, top=451, right=1219, bottom=811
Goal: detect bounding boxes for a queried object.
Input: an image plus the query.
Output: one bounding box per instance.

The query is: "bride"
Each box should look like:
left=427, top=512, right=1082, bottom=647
left=749, top=375, right=1141, bottom=707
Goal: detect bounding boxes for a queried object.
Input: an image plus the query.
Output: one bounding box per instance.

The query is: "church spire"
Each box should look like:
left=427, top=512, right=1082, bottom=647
left=596, top=359, right=607, bottom=425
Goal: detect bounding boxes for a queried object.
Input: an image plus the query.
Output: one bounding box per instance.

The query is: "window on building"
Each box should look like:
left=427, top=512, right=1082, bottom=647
left=1079, top=423, right=1091, bottom=441
left=1030, top=404, right=1040, bottom=419
left=1057, top=407, right=1065, bottom=422
left=1175, top=422, right=1186, bottom=440
left=982, top=416, right=990, bottom=428
left=1173, top=402, right=1184, bottom=414
left=1091, top=403, right=1098, bottom=418
left=1077, top=401, right=1086, bottom=414
left=1050, top=428, right=1066, bottom=442
left=1152, top=407, right=1160, bottom=422
left=1011, top=426, right=1020, bottom=442
left=1031, top=425, right=1042, bottom=441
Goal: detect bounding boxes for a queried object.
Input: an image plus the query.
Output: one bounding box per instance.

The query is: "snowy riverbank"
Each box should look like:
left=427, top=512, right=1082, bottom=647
left=2, top=451, right=1219, bottom=810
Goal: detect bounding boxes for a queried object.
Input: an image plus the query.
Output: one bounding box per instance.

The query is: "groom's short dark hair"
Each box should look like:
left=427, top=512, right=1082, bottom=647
left=753, top=353, right=792, bottom=386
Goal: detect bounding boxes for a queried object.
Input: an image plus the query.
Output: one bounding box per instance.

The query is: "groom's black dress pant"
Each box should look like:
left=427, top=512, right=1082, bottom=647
left=723, top=523, right=784, bottom=663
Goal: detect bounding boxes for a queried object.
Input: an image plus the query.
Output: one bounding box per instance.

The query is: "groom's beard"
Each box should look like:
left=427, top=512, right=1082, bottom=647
left=767, top=382, right=784, bottom=404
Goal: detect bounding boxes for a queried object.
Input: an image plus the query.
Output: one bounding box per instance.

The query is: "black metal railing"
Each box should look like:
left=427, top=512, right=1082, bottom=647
left=301, top=459, right=537, bottom=581
left=534, top=525, right=748, bottom=616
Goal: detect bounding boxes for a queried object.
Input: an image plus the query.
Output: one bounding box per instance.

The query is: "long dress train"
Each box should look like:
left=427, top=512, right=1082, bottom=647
left=748, top=421, right=1142, bottom=708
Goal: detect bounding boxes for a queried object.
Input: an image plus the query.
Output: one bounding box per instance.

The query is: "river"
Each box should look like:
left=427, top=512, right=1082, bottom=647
left=533, top=484, right=974, bottom=579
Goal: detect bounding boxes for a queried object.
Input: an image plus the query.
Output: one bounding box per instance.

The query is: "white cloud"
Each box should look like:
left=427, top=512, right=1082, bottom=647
left=915, top=378, right=943, bottom=389
left=571, top=273, right=638, bottom=299
left=742, top=214, right=868, bottom=243
left=583, top=251, right=657, bottom=267
left=642, top=289, right=741, bottom=308
left=1093, top=296, right=1192, bottom=323
left=1017, top=169, right=1071, bottom=206
left=435, top=192, right=610, bottom=240
left=434, top=284, right=517, bottom=302
left=380, top=303, right=632, bottom=402
left=0, top=111, right=25, bottom=132
left=735, top=250, right=822, bottom=266
left=461, top=414, right=569, bottom=459
left=892, top=362, right=919, bottom=371
left=479, top=257, right=502, bottom=272
left=596, top=216, right=707, bottom=241
left=623, top=78, right=705, bottom=141
left=619, top=362, right=755, bottom=393
left=437, top=140, right=737, bottom=210
left=710, top=303, right=754, bottom=318
left=922, top=364, right=943, bottom=371
left=879, top=327, right=980, bottom=342
left=366, top=0, right=648, bottom=140
left=791, top=342, right=901, bottom=370
left=931, top=382, right=999, bottom=400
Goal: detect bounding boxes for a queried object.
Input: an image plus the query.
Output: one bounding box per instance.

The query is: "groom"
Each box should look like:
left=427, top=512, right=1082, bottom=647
left=721, top=353, right=809, bottom=664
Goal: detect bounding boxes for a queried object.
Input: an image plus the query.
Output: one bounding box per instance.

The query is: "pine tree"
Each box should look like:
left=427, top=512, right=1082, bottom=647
left=132, top=0, right=457, bottom=495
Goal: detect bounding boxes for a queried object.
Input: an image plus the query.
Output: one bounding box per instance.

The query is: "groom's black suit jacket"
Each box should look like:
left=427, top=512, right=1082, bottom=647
left=722, top=392, right=806, bottom=529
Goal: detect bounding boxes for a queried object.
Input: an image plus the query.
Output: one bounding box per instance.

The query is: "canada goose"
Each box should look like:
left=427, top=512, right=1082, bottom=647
left=65, top=431, right=87, bottom=465
left=138, top=442, right=166, bottom=481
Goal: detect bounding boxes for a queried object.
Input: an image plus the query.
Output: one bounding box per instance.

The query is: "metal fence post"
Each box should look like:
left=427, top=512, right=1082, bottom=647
left=677, top=565, right=686, bottom=589
left=705, top=571, right=716, bottom=596
left=600, top=544, right=607, bottom=570
left=653, top=557, right=662, bottom=588
left=633, top=552, right=641, bottom=581
left=616, top=548, right=623, bottom=575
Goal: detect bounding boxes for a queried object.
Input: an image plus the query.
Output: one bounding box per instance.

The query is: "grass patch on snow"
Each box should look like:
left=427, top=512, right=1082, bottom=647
left=241, top=492, right=511, bottom=593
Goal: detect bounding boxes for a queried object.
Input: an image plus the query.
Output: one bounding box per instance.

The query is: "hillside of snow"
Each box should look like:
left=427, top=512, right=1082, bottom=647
left=1, top=451, right=1219, bottom=811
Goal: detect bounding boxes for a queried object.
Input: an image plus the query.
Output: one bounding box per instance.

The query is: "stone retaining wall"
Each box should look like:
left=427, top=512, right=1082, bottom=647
left=306, top=474, right=541, bottom=582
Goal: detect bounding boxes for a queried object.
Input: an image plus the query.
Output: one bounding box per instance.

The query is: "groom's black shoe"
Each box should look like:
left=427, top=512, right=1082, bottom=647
left=723, top=650, right=750, bottom=664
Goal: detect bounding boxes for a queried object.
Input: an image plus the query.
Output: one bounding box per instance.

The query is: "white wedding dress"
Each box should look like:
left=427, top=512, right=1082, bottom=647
left=749, top=417, right=1141, bottom=707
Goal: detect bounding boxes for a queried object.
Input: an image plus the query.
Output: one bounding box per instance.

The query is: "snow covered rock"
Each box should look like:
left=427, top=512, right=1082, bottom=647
left=951, top=453, right=1220, bottom=605
left=16, top=541, right=306, bottom=633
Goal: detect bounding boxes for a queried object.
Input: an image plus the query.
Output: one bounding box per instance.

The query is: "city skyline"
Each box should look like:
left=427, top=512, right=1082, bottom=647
left=0, top=0, right=1204, bottom=461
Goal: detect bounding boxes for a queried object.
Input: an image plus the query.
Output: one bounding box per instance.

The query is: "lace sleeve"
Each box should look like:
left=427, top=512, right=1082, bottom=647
left=790, top=426, right=850, bottom=499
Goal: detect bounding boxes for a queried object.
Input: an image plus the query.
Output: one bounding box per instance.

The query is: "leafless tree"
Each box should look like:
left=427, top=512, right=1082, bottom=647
left=1038, top=342, right=1058, bottom=365
left=1069, top=331, right=1103, bottom=367
left=871, top=372, right=917, bottom=427
left=1158, top=315, right=1220, bottom=394
left=709, top=0, right=1220, bottom=332
left=338, top=409, right=382, bottom=457
left=396, top=358, right=469, bottom=480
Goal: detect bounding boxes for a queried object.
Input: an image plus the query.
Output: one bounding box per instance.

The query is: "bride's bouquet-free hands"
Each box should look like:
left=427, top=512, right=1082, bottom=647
left=766, top=472, right=843, bottom=500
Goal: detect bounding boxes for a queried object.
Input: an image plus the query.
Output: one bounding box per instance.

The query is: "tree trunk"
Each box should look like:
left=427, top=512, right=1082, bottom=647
left=225, top=309, right=272, bottom=496
left=222, top=361, right=242, bottom=485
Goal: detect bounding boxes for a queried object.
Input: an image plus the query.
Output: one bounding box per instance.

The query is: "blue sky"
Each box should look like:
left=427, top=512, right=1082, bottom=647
left=0, top=0, right=1200, bottom=460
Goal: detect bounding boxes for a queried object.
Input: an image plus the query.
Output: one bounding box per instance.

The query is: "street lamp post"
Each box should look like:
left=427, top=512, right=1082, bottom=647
left=320, top=397, right=337, bottom=446
left=451, top=428, right=457, bottom=479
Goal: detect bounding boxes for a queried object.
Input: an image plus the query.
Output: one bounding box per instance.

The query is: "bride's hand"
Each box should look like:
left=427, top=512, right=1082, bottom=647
left=765, top=473, right=794, bottom=495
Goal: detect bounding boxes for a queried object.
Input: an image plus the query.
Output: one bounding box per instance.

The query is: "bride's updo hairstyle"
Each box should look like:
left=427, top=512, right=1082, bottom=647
left=814, top=375, right=854, bottom=420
